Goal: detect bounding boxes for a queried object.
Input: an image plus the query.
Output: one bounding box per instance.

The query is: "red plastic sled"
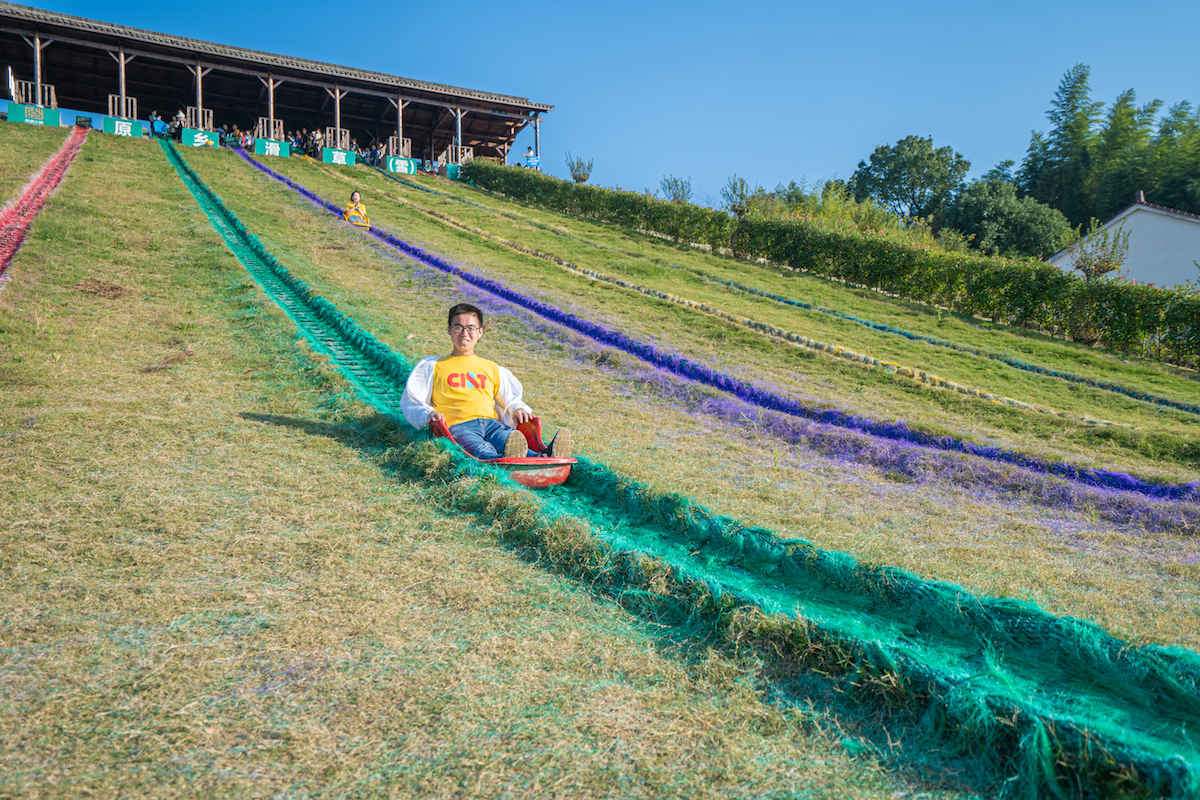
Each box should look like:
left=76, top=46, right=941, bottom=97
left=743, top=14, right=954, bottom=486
left=429, top=416, right=576, bottom=489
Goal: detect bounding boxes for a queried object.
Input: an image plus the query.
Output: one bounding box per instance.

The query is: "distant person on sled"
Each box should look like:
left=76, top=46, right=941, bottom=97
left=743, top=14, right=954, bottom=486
left=343, top=191, right=370, bottom=229
left=400, top=303, right=572, bottom=460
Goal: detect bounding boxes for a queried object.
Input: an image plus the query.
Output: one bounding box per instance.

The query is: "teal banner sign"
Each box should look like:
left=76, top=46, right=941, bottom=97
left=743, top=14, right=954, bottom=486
left=386, top=156, right=420, bottom=175
left=7, top=102, right=61, bottom=127
left=322, top=147, right=356, bottom=166
left=445, top=164, right=461, bottom=181
left=182, top=128, right=218, bottom=148
left=102, top=117, right=144, bottom=137
left=254, top=138, right=291, bottom=158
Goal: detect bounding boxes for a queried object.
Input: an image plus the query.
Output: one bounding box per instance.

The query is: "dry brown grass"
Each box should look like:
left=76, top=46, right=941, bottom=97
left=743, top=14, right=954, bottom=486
left=0, top=129, right=979, bottom=797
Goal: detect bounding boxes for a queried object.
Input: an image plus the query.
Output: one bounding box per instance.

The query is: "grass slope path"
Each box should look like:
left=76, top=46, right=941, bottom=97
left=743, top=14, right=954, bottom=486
left=162, top=141, right=1200, bottom=799
left=0, top=126, right=87, bottom=285
left=235, top=148, right=1198, bottom=505
left=375, top=165, right=1200, bottom=420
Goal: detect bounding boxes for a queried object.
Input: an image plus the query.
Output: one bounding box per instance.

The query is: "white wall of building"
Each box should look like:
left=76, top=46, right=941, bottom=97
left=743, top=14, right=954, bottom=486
left=1050, top=206, right=1200, bottom=288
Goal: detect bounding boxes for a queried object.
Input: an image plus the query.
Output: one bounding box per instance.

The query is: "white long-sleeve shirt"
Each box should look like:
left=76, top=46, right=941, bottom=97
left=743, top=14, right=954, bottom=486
left=399, top=355, right=533, bottom=430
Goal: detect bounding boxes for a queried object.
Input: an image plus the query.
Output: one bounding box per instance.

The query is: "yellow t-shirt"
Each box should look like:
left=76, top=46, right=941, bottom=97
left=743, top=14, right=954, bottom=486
left=344, top=201, right=369, bottom=224
left=430, top=355, right=502, bottom=427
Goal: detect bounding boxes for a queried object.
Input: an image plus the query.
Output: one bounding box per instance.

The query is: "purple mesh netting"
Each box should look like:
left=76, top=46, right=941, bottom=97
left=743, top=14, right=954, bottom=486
left=231, top=148, right=1200, bottom=505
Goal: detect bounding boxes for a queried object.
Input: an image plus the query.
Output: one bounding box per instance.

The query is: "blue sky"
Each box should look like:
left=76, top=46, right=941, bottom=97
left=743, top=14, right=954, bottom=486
left=26, top=0, right=1200, bottom=206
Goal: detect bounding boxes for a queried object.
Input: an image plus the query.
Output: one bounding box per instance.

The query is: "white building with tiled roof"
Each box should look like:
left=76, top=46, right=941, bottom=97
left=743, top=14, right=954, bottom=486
left=1049, top=192, right=1200, bottom=288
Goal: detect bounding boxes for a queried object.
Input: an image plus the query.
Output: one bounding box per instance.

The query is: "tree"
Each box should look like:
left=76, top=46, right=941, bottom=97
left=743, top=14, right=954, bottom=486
left=982, top=159, right=1016, bottom=184
left=564, top=152, right=593, bottom=184
left=660, top=174, right=693, bottom=204
left=1065, top=219, right=1130, bottom=281
left=1147, top=101, right=1200, bottom=215
left=849, top=135, right=970, bottom=220
left=941, top=179, right=1075, bottom=258
left=1018, top=64, right=1104, bottom=226
left=720, top=174, right=752, bottom=217
left=1093, top=89, right=1161, bottom=219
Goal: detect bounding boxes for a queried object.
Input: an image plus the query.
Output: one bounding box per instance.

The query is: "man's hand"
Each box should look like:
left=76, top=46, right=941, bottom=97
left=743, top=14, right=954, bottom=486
left=511, top=408, right=533, bottom=425
left=427, top=410, right=445, bottom=426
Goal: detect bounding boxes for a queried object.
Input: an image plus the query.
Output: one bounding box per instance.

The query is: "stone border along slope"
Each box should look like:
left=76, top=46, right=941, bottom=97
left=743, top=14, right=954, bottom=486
left=159, top=139, right=1200, bottom=799
left=234, top=147, right=1199, bottom=504
left=0, top=126, right=88, bottom=287
left=373, top=165, right=1200, bottom=420
left=320, top=163, right=1120, bottom=428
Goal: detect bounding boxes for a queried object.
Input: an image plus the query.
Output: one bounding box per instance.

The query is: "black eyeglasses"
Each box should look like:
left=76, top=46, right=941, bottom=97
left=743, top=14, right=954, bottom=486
left=450, top=324, right=482, bottom=335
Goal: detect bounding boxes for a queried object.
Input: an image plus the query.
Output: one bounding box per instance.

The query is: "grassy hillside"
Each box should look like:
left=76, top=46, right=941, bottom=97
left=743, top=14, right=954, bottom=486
left=3, top=127, right=1198, bottom=797
left=0, top=130, right=969, bottom=798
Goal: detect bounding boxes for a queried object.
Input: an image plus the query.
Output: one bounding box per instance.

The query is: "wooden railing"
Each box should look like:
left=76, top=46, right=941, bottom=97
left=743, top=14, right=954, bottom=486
left=185, top=106, right=213, bottom=131
left=107, top=95, right=137, bottom=119
left=438, top=144, right=474, bottom=166
left=325, top=127, right=350, bottom=151
left=255, top=118, right=284, bottom=140
left=387, top=136, right=412, bottom=158
left=14, top=80, right=56, bottom=108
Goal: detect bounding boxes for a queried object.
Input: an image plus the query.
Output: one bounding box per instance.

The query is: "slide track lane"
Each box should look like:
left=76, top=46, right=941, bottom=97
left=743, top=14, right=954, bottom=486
left=0, top=126, right=88, bottom=285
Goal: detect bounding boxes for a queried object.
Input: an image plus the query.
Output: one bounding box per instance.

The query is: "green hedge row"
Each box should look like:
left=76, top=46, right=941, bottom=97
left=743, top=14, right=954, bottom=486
left=461, top=161, right=1200, bottom=360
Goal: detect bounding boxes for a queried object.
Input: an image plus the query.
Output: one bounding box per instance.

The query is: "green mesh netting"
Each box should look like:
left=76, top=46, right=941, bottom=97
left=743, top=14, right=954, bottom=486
left=159, top=139, right=1200, bottom=799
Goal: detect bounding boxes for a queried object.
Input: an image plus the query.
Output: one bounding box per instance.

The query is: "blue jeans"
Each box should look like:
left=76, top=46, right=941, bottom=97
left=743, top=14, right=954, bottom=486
left=449, top=418, right=536, bottom=460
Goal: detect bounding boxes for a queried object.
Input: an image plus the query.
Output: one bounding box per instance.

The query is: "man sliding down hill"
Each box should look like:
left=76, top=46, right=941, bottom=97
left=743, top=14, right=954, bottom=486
left=400, top=303, right=572, bottom=460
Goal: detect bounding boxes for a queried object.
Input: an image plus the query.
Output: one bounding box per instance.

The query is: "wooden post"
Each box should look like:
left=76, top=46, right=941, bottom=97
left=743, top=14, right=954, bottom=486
left=534, top=116, right=541, bottom=160
left=334, top=83, right=341, bottom=145
left=259, top=74, right=284, bottom=138
left=108, top=47, right=136, bottom=118
left=388, top=95, right=410, bottom=157
left=454, top=106, right=464, bottom=164
left=187, top=61, right=212, bottom=128
left=117, top=45, right=125, bottom=113
left=21, top=34, right=53, bottom=106
left=325, top=85, right=349, bottom=149
left=33, top=33, right=41, bottom=105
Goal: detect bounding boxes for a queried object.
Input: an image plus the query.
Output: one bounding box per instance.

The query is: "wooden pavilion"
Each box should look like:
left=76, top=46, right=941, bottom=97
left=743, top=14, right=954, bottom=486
left=0, top=1, right=551, bottom=165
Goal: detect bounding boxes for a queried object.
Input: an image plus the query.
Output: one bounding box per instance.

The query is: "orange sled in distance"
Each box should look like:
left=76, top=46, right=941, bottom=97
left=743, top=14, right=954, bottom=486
left=428, top=417, right=576, bottom=489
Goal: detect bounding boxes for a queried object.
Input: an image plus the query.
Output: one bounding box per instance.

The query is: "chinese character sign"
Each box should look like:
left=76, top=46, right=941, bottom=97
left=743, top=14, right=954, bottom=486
left=387, top=157, right=418, bottom=174
left=7, top=103, right=59, bottom=126
left=265, top=141, right=280, bottom=156
left=102, top=116, right=142, bottom=136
